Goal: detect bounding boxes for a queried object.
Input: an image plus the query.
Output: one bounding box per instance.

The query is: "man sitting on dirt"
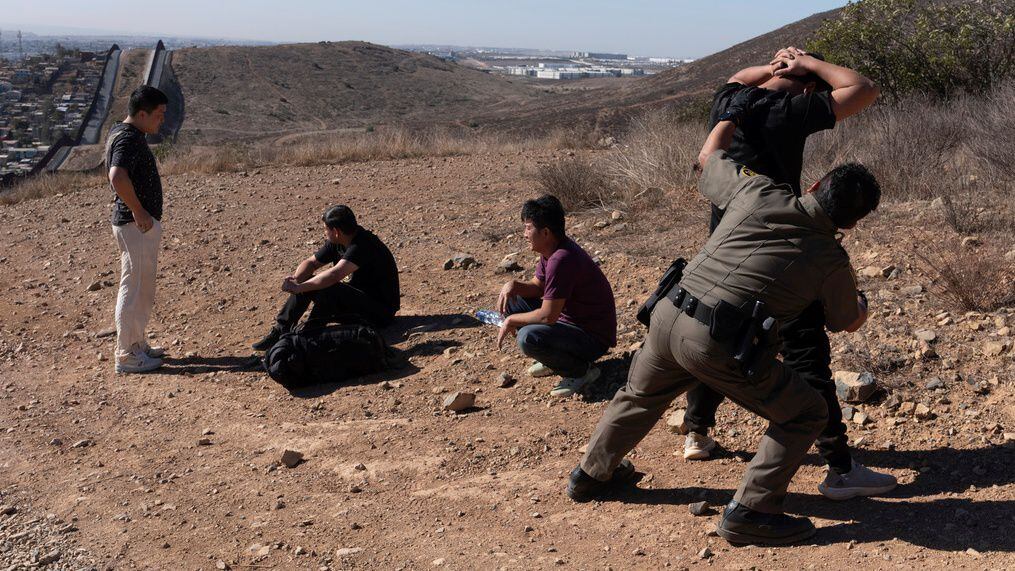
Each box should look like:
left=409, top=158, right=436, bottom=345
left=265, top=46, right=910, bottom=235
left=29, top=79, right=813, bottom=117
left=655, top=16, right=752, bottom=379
left=677, top=47, right=897, bottom=502
left=107, top=85, right=170, bottom=374
left=252, top=205, right=400, bottom=350
left=496, top=194, right=617, bottom=397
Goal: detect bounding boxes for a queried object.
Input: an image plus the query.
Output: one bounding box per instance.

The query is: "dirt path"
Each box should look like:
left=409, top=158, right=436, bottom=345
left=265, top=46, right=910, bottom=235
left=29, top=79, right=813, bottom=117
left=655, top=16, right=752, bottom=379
left=1, top=151, right=1013, bottom=570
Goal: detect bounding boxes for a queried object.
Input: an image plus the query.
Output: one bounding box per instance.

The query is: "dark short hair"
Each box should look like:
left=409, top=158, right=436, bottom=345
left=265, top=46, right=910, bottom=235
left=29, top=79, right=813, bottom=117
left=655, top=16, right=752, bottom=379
left=128, top=85, right=168, bottom=116
left=322, top=205, right=358, bottom=233
left=521, top=194, right=566, bottom=239
left=813, top=163, right=881, bottom=228
left=786, top=52, right=832, bottom=92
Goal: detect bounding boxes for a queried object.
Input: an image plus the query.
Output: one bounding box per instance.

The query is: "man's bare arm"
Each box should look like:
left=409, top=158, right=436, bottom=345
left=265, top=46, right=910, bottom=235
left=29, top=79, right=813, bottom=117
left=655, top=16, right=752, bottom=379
left=292, top=256, right=324, bottom=283
left=728, top=65, right=775, bottom=86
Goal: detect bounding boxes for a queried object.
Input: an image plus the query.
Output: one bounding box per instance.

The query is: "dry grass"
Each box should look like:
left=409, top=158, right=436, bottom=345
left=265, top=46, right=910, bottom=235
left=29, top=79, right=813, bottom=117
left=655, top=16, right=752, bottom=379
left=0, top=172, right=105, bottom=205
left=916, top=242, right=1015, bottom=312
left=533, top=157, right=618, bottom=211
left=605, top=109, right=701, bottom=200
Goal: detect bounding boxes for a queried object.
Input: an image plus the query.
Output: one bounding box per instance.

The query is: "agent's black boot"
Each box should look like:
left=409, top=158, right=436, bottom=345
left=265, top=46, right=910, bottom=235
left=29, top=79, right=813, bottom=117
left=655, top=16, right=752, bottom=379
left=566, top=459, right=636, bottom=502
left=716, top=501, right=816, bottom=545
left=252, top=327, right=283, bottom=351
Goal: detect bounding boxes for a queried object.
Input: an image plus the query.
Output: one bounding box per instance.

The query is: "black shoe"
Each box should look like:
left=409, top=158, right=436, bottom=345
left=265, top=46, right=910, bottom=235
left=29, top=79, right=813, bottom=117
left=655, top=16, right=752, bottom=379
left=716, top=501, right=816, bottom=546
left=566, top=458, right=636, bottom=502
left=252, top=327, right=282, bottom=351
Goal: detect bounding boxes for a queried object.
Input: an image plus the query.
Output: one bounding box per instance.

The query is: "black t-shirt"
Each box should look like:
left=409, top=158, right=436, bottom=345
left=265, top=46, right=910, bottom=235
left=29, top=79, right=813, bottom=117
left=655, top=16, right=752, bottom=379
left=314, top=229, right=400, bottom=315
left=106, top=122, right=163, bottom=226
left=709, top=82, right=836, bottom=195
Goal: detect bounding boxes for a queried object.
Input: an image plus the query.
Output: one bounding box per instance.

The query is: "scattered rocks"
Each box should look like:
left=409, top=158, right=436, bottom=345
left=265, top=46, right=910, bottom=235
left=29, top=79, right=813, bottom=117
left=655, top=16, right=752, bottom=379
left=688, top=501, right=712, bottom=516
left=443, top=253, right=480, bottom=270
left=496, top=252, right=523, bottom=273
left=336, top=547, right=363, bottom=557
left=280, top=449, right=304, bottom=468
left=443, top=391, right=476, bottom=412
left=983, top=341, right=1009, bottom=357
left=497, top=372, right=516, bottom=388
left=833, top=371, right=878, bottom=403
left=666, top=409, right=688, bottom=435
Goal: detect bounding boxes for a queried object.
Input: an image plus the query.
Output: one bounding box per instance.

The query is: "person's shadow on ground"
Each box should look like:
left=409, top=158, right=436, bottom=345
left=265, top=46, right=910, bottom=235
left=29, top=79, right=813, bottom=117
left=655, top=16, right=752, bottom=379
left=159, top=355, right=262, bottom=375
left=606, top=443, right=1015, bottom=553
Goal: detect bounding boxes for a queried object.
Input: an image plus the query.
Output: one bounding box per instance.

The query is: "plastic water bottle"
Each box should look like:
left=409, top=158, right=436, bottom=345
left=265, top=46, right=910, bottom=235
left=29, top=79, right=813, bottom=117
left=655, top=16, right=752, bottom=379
left=475, top=309, right=505, bottom=327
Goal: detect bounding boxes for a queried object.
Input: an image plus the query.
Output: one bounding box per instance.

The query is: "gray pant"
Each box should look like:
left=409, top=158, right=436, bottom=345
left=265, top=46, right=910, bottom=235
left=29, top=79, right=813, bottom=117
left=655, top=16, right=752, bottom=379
left=580, top=296, right=828, bottom=514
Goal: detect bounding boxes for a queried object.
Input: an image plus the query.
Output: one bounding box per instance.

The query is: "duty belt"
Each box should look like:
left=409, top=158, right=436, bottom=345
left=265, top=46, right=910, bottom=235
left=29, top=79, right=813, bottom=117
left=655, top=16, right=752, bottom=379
left=665, top=287, right=716, bottom=327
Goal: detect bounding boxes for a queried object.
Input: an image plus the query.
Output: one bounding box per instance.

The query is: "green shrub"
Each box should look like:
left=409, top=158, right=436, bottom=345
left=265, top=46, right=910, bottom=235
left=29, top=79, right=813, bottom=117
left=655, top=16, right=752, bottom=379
left=808, top=0, right=1015, bottom=99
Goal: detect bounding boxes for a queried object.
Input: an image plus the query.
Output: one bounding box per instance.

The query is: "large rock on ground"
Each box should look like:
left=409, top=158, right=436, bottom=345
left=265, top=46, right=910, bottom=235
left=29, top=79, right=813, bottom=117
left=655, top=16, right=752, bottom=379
left=833, top=371, right=878, bottom=403
left=443, top=391, right=476, bottom=412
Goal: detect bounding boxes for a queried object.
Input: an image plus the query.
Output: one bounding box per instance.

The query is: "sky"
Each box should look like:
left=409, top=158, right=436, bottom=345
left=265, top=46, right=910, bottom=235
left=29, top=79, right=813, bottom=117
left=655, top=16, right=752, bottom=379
left=3, top=0, right=847, bottom=58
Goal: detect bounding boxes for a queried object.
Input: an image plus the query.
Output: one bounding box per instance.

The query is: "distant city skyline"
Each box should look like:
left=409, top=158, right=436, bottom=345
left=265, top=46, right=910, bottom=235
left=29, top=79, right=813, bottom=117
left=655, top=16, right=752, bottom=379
left=5, top=0, right=846, bottom=59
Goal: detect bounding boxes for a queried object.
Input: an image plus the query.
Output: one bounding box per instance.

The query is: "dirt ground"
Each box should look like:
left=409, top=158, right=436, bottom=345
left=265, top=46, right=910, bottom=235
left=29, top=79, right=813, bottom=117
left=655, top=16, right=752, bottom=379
left=1, top=151, right=1013, bottom=570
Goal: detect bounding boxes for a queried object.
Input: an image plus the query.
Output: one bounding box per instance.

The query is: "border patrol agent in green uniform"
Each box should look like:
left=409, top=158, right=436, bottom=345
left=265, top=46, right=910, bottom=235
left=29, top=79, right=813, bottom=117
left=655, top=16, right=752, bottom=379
left=567, top=143, right=882, bottom=546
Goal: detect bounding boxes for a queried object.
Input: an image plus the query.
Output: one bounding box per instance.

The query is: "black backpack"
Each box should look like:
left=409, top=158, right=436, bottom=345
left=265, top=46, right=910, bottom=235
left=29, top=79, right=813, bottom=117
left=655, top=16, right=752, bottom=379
left=263, top=324, right=388, bottom=388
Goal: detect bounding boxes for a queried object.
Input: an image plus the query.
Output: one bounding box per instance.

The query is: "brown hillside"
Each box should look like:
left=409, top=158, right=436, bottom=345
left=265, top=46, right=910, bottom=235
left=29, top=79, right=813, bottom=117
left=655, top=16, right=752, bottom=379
left=480, top=7, right=843, bottom=134
left=170, top=41, right=547, bottom=144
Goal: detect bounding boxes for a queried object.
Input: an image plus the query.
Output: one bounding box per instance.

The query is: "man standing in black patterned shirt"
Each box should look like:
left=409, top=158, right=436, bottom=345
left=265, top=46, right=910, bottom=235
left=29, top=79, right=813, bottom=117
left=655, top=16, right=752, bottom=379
left=107, top=86, right=168, bottom=374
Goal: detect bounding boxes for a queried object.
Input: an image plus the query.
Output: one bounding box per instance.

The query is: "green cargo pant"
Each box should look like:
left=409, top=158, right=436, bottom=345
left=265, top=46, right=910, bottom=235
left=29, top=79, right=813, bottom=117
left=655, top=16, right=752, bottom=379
left=580, top=296, right=828, bottom=514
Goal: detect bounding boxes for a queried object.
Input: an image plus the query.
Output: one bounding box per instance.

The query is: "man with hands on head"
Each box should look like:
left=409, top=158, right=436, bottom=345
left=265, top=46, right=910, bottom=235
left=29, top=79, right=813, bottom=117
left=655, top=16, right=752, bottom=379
left=496, top=195, right=617, bottom=397
left=252, top=205, right=399, bottom=350
left=678, top=46, right=896, bottom=503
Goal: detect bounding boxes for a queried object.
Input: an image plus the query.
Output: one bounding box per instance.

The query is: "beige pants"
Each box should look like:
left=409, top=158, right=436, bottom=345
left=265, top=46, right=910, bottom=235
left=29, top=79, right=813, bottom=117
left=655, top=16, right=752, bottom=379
left=580, top=296, right=828, bottom=514
left=112, top=220, right=162, bottom=360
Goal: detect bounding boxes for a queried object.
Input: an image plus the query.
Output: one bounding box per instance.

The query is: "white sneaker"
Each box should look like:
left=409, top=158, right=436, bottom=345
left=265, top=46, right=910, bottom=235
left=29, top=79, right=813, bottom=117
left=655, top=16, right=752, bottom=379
left=115, top=351, right=163, bottom=374
left=527, top=361, right=554, bottom=378
left=683, top=432, right=716, bottom=460
left=550, top=367, right=600, bottom=397
left=818, top=461, right=898, bottom=500
left=142, top=344, right=166, bottom=358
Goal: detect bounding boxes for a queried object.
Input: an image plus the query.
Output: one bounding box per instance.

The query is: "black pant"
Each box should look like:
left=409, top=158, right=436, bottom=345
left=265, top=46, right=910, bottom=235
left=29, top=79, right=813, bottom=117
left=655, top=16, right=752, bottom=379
left=683, top=295, right=852, bottom=474
left=275, top=283, right=393, bottom=331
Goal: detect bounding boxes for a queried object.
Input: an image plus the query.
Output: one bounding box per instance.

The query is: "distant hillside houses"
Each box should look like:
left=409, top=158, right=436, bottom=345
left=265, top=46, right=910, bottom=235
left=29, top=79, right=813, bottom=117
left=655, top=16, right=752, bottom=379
left=0, top=49, right=108, bottom=176
left=506, top=62, right=645, bottom=79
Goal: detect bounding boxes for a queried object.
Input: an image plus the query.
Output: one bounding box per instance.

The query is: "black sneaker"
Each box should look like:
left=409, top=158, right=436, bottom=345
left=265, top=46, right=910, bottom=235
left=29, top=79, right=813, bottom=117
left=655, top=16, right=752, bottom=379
left=566, top=458, right=636, bottom=502
left=252, top=327, right=282, bottom=351
left=716, top=501, right=816, bottom=546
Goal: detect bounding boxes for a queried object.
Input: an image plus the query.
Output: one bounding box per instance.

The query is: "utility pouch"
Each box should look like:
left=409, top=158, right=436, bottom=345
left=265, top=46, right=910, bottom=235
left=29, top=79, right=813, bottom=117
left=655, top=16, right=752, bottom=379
left=709, top=299, right=745, bottom=344
left=637, top=258, right=686, bottom=328
left=731, top=301, right=777, bottom=381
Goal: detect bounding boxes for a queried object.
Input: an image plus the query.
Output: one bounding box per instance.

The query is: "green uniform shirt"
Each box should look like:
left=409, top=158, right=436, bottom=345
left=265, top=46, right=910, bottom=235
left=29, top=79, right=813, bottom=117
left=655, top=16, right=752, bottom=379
left=679, top=151, right=861, bottom=332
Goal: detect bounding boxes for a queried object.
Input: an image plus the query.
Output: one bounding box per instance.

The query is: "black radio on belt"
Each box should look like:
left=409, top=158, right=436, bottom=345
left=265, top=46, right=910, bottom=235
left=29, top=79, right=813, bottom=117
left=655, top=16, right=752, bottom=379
left=637, top=258, right=687, bottom=329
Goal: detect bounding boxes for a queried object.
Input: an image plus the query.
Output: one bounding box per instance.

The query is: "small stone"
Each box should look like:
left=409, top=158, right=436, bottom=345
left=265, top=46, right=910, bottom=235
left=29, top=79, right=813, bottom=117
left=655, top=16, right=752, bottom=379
left=698, top=547, right=713, bottom=559
left=50, top=438, right=63, bottom=446
left=197, top=438, right=212, bottom=446
left=925, top=377, right=944, bottom=390
left=915, top=403, right=935, bottom=420
left=443, top=391, right=476, bottom=412
left=71, top=439, right=92, bottom=448
left=95, top=327, right=116, bottom=338
left=87, top=281, right=102, bottom=292
left=611, top=210, right=625, bottom=221
left=853, top=411, right=870, bottom=425
left=960, top=236, right=981, bottom=249
left=216, top=561, right=229, bottom=570
left=897, top=401, right=916, bottom=416
left=202, top=428, right=214, bottom=436
left=983, top=341, right=1008, bottom=357
left=859, top=266, right=882, bottom=278
left=900, top=284, right=925, bottom=297
left=1003, top=432, right=1015, bottom=442
left=497, top=372, right=516, bottom=388
left=432, top=558, right=446, bottom=566
left=497, top=252, right=523, bottom=273
left=336, top=547, right=362, bottom=557
left=97, top=353, right=106, bottom=362
left=833, top=371, right=878, bottom=403
left=0, top=506, right=17, bottom=516
left=914, top=329, right=937, bottom=342
left=280, top=449, right=304, bottom=468
left=880, top=265, right=896, bottom=278
left=353, top=462, right=367, bottom=471
left=688, top=501, right=711, bottom=516
left=666, top=409, right=688, bottom=435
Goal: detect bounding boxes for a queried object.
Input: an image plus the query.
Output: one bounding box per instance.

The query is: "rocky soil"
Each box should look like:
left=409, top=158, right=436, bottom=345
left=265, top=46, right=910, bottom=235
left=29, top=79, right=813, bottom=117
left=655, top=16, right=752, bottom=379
left=1, top=150, right=1013, bottom=569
